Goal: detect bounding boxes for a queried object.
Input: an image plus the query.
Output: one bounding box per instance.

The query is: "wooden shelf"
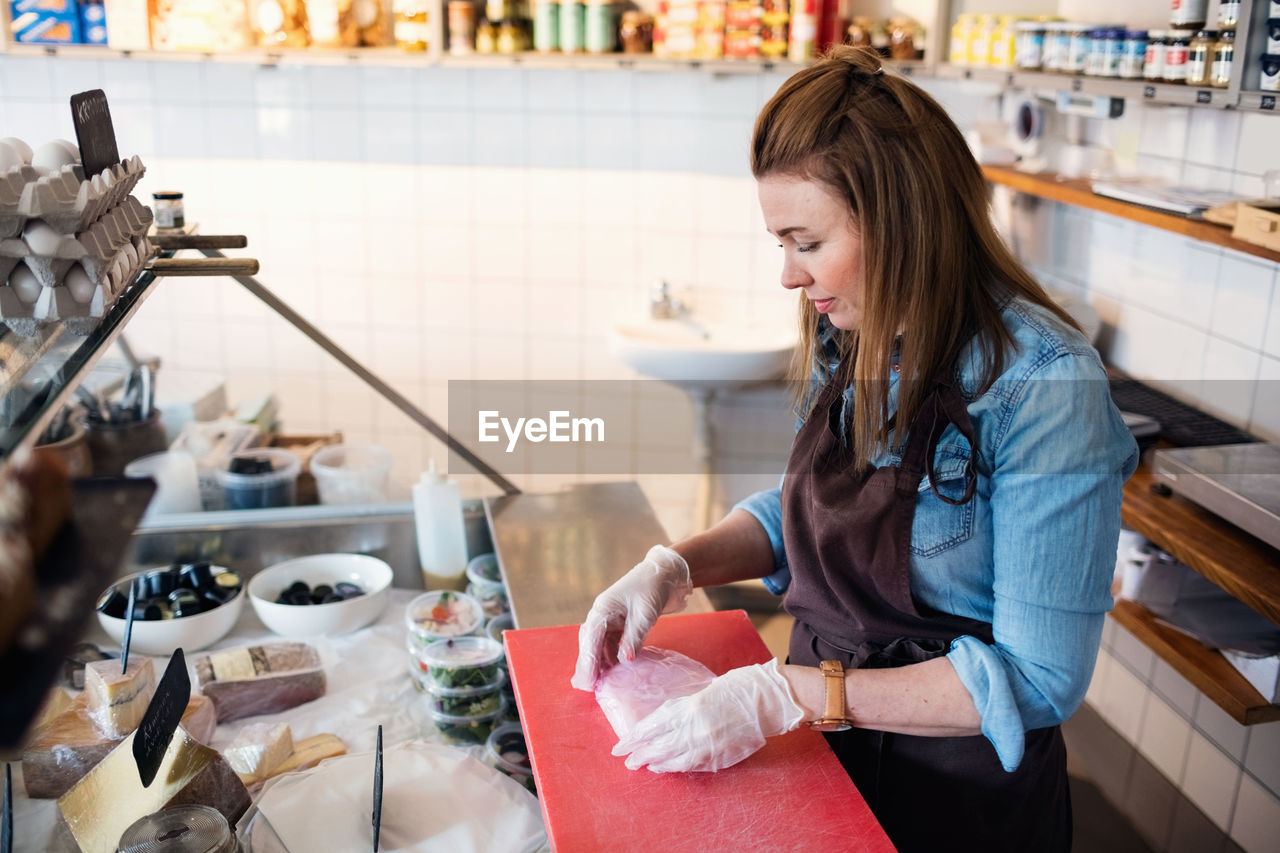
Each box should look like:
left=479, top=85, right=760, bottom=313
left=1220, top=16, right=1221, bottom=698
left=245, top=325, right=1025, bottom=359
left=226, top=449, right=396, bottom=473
left=1111, top=600, right=1280, bottom=725
left=1121, top=464, right=1280, bottom=627
left=982, top=165, right=1280, bottom=266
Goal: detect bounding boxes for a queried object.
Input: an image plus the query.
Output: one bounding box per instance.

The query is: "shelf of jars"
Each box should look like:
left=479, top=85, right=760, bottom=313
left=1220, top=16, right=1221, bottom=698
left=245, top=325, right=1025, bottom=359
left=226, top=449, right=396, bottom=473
left=936, top=61, right=1241, bottom=107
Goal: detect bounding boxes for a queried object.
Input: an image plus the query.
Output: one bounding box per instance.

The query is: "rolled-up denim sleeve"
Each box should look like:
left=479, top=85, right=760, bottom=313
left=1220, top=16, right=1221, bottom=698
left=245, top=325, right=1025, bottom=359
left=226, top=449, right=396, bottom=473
left=732, top=487, right=791, bottom=594
left=947, top=353, right=1139, bottom=771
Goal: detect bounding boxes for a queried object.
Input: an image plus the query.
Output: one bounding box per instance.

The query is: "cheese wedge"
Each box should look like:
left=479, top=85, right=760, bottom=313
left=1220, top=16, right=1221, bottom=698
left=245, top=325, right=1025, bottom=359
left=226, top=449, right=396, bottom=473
left=22, top=694, right=216, bottom=799
left=54, top=726, right=250, bottom=853
left=225, top=721, right=294, bottom=782
left=83, top=657, right=155, bottom=738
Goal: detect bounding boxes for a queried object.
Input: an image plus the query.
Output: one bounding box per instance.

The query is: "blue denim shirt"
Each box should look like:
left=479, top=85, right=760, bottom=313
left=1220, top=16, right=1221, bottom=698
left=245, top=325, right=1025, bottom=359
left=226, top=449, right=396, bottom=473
left=734, top=297, right=1139, bottom=771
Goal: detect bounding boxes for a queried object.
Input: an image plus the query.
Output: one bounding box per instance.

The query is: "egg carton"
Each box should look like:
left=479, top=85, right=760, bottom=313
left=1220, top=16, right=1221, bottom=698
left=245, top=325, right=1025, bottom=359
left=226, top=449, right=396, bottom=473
left=0, top=232, right=155, bottom=338
left=0, top=164, right=40, bottom=239
left=15, top=155, right=147, bottom=235
left=0, top=196, right=154, bottom=290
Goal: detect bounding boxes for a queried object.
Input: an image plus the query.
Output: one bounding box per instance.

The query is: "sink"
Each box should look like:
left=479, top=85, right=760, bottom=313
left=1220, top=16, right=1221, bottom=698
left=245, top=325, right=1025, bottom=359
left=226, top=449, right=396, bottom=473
left=608, top=318, right=799, bottom=390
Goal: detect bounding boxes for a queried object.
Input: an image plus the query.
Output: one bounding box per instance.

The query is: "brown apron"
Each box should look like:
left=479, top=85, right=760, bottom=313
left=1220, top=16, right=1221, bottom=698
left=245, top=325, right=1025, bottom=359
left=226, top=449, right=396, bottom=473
left=781, top=364, right=1071, bottom=853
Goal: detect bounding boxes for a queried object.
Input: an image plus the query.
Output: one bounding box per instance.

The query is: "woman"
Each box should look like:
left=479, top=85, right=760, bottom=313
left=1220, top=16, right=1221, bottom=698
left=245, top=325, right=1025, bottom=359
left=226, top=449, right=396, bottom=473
left=572, top=46, right=1137, bottom=852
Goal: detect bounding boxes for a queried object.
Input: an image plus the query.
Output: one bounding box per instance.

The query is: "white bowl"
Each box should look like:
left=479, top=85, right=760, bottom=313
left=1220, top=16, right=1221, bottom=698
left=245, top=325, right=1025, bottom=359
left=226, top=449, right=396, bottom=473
left=97, top=569, right=245, bottom=656
left=248, top=553, right=393, bottom=637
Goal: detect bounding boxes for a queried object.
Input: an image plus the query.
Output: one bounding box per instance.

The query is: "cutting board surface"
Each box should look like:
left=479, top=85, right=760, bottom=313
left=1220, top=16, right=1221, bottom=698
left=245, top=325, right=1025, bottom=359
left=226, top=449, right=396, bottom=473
left=505, top=610, right=896, bottom=853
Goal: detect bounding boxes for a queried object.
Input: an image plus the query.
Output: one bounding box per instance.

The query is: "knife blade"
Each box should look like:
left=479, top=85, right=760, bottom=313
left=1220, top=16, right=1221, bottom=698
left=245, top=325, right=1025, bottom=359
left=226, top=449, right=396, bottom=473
left=372, top=725, right=383, bottom=853
left=2, top=763, right=12, bottom=853
left=121, top=576, right=138, bottom=676
left=132, top=648, right=190, bottom=788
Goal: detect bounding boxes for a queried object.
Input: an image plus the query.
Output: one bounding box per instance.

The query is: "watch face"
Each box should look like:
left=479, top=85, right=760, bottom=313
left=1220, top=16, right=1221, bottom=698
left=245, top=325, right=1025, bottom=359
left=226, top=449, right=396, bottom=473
left=809, top=720, right=853, bottom=733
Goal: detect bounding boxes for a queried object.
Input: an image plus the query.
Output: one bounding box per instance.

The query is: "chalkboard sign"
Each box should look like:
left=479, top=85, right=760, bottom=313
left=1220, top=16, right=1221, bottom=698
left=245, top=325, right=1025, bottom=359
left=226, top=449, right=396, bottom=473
left=132, top=648, right=191, bottom=788
left=69, top=89, right=120, bottom=178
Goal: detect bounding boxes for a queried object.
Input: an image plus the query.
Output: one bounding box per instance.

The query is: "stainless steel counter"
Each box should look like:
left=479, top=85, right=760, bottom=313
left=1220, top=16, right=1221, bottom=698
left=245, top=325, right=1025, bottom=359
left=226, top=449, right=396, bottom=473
left=485, top=481, right=712, bottom=630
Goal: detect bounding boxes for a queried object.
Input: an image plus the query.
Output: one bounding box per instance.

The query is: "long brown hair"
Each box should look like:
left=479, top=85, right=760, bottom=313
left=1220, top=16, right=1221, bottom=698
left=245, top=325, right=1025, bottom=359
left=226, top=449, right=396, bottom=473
left=751, top=45, right=1078, bottom=471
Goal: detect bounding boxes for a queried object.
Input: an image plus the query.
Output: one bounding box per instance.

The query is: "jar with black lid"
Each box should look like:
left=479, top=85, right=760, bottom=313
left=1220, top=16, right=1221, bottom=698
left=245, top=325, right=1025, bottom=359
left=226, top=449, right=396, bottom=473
left=1217, top=0, right=1240, bottom=30
left=1210, top=29, right=1234, bottom=88
left=152, top=191, right=184, bottom=230
left=1186, top=29, right=1215, bottom=86
left=1163, top=29, right=1193, bottom=82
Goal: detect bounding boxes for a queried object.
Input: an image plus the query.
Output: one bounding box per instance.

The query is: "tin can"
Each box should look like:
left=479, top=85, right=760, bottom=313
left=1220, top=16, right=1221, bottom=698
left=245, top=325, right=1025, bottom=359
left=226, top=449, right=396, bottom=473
left=534, top=0, right=559, bottom=50
left=559, top=0, right=585, bottom=52
left=448, top=0, right=476, bottom=54
left=584, top=0, right=614, bottom=53
left=1014, top=19, right=1045, bottom=69
left=1118, top=30, right=1146, bottom=78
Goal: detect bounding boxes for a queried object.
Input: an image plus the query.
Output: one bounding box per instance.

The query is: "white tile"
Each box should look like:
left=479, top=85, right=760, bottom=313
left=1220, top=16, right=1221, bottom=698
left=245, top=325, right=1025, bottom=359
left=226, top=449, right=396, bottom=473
left=635, top=172, right=695, bottom=231
left=633, top=72, right=702, bottom=116
left=1199, top=336, right=1260, bottom=427
left=419, top=223, right=474, bottom=280
left=1182, top=731, right=1242, bottom=832
left=581, top=169, right=635, bottom=227
left=1184, top=109, right=1241, bottom=169
left=694, top=174, right=757, bottom=237
left=527, top=169, right=583, bottom=226
left=362, top=163, right=422, bottom=222
left=473, top=229, right=527, bottom=280
left=1106, top=304, right=1207, bottom=382
left=1211, top=255, right=1274, bottom=350
left=306, top=65, right=364, bottom=107
left=697, top=73, right=761, bottom=119
left=1263, top=270, right=1280, bottom=360
left=1193, top=695, right=1250, bottom=762
left=255, top=105, right=312, bottom=160
left=98, top=59, right=155, bottom=104
left=371, top=327, right=424, bottom=383
left=472, top=333, right=527, bottom=379
left=1236, top=113, right=1280, bottom=178
left=317, top=274, right=371, bottom=327
left=527, top=226, right=582, bottom=283
left=361, top=218, right=422, bottom=277
left=528, top=114, right=582, bottom=169
left=1137, top=692, right=1192, bottom=785
left=50, top=58, right=105, bottom=101
left=1231, top=772, right=1280, bottom=853
left=360, top=65, right=416, bottom=108
left=1137, top=106, right=1190, bottom=161
left=1098, top=654, right=1148, bottom=742
left=323, top=378, right=377, bottom=432
left=153, top=105, right=209, bottom=157
left=526, top=283, right=582, bottom=335
left=366, top=271, right=421, bottom=328
left=582, top=115, right=634, bottom=169
left=255, top=65, right=308, bottom=107
left=0, top=56, right=54, bottom=100
left=472, top=168, right=526, bottom=224
left=204, top=105, right=260, bottom=159
left=1163, top=245, right=1220, bottom=328
left=309, top=108, right=364, bottom=161
left=581, top=70, right=632, bottom=113
left=417, top=67, right=472, bottom=109
left=416, top=110, right=473, bottom=167
left=581, top=226, right=636, bottom=289
left=528, top=335, right=582, bottom=380
left=693, top=234, right=753, bottom=292
left=1250, top=356, right=1280, bottom=442
left=150, top=61, right=205, bottom=104
left=474, top=112, right=528, bottom=169
left=422, top=327, right=474, bottom=381
left=525, top=69, right=580, bottom=113
left=201, top=62, right=258, bottom=105
left=221, top=319, right=274, bottom=372
left=636, top=229, right=696, bottom=290
left=362, top=109, right=417, bottom=164
left=635, top=115, right=700, bottom=171
left=311, top=218, right=368, bottom=276
left=167, top=320, right=225, bottom=372
left=419, top=165, right=476, bottom=222
left=470, top=68, right=525, bottom=111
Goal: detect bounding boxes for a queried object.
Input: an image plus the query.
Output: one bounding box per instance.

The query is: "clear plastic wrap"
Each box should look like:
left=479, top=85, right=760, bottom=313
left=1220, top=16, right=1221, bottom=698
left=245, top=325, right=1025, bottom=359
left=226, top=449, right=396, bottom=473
left=593, top=647, right=714, bottom=739
left=224, top=721, right=295, bottom=782
left=191, top=641, right=327, bottom=723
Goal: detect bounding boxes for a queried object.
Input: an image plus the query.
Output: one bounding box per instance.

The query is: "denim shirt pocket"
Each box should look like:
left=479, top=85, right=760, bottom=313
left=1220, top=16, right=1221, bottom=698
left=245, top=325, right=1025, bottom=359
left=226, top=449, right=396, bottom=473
left=910, top=447, right=976, bottom=558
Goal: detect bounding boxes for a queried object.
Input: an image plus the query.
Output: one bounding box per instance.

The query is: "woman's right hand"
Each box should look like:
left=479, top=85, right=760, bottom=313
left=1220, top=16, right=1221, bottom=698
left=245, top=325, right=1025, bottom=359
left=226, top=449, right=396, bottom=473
left=570, top=544, right=694, bottom=691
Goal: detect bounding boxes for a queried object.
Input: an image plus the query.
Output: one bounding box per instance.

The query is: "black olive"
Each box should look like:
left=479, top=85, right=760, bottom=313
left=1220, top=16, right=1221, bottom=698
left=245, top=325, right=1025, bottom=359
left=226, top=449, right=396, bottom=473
left=321, top=593, right=343, bottom=604
left=286, top=590, right=313, bottom=606
left=313, top=584, right=333, bottom=599
left=288, top=580, right=311, bottom=595
left=335, top=582, right=364, bottom=598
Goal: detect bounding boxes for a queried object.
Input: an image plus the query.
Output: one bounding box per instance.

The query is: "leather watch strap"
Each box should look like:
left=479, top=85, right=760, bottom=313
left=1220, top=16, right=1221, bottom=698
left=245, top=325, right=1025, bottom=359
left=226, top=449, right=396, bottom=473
left=808, top=659, right=853, bottom=732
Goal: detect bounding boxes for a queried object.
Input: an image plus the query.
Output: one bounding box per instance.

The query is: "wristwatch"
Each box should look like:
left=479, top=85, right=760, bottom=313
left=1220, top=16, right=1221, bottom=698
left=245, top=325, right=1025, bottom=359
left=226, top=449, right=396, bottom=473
left=807, top=659, right=854, bottom=732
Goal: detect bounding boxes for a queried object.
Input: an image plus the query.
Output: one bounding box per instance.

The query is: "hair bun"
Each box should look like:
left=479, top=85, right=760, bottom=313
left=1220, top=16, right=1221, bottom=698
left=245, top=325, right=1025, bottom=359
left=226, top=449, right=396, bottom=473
left=829, top=44, right=885, bottom=76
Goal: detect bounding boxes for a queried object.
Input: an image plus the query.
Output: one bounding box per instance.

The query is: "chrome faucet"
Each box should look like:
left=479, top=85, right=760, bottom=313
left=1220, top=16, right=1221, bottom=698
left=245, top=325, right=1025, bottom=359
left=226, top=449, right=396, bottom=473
left=650, top=279, right=686, bottom=319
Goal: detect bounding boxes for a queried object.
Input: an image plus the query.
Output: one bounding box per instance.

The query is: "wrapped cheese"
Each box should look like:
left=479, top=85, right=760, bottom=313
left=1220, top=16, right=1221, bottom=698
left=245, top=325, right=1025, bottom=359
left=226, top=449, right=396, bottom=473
left=226, top=721, right=294, bottom=782
left=83, top=657, right=155, bottom=737
left=22, top=694, right=216, bottom=799
left=54, top=725, right=250, bottom=853
left=192, top=641, right=326, bottom=722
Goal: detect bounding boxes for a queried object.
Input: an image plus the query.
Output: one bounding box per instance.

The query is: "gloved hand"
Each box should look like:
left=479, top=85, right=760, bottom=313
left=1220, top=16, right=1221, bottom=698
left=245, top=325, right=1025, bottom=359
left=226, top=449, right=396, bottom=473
left=570, top=544, right=693, bottom=691
left=611, top=659, right=805, bottom=773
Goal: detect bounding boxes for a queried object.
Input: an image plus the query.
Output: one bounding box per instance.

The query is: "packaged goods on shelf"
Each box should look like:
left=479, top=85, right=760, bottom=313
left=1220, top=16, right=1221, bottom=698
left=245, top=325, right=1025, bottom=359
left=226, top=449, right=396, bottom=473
left=306, top=0, right=360, bottom=46
left=696, top=0, right=725, bottom=58
left=393, top=0, right=431, bottom=50
left=9, top=0, right=83, bottom=44
left=103, top=0, right=150, bottom=49
left=723, top=0, right=760, bottom=59
left=759, top=0, right=788, bottom=59
left=252, top=0, right=311, bottom=46
left=654, top=0, right=694, bottom=58
left=79, top=0, right=107, bottom=44
left=150, top=0, right=252, bottom=50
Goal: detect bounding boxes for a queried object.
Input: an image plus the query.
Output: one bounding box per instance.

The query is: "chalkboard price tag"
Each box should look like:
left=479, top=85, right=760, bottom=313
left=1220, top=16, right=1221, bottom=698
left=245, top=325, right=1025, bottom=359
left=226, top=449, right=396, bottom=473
left=1262, top=96, right=1276, bottom=111
left=69, top=89, right=121, bottom=178
left=132, top=648, right=191, bottom=788
left=1195, top=90, right=1212, bottom=104
left=1143, top=86, right=1157, bottom=99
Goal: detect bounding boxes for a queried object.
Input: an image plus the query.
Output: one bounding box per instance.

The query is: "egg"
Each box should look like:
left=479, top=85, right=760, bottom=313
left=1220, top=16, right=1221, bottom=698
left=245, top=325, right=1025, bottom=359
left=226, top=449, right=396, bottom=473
left=0, top=137, right=32, bottom=164
left=23, top=220, right=62, bottom=256
left=65, top=264, right=95, bottom=304
left=121, top=242, right=138, bottom=269
left=10, top=264, right=42, bottom=304
left=0, top=143, right=24, bottom=172
left=31, top=140, right=78, bottom=174
left=55, top=138, right=81, bottom=160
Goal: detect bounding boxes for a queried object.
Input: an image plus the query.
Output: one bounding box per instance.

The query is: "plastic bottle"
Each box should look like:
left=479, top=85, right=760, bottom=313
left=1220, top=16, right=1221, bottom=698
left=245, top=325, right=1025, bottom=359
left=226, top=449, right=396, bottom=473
left=413, top=460, right=469, bottom=591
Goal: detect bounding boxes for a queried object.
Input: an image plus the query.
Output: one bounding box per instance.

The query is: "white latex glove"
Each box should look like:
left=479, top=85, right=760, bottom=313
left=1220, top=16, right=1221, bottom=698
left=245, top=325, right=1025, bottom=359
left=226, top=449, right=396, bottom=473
left=571, top=544, right=693, bottom=691
left=611, top=659, right=805, bottom=773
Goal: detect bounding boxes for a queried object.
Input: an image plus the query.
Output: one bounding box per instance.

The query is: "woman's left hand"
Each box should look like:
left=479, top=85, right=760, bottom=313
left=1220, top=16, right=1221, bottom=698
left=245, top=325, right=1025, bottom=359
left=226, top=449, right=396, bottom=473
left=611, top=659, right=805, bottom=773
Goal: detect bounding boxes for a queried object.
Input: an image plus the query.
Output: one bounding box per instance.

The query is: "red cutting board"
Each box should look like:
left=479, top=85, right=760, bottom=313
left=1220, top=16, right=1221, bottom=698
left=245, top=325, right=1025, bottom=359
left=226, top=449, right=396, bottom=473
left=505, top=610, right=896, bottom=853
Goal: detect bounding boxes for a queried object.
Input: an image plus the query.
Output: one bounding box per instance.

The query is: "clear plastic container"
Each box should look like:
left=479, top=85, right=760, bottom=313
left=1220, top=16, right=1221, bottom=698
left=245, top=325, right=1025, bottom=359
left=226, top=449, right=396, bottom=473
left=405, top=590, right=486, bottom=647
left=467, top=581, right=509, bottom=619
left=310, top=443, right=393, bottom=505
left=485, top=722, right=536, bottom=794
left=485, top=611, right=515, bottom=645
left=216, top=447, right=301, bottom=510
left=429, top=694, right=507, bottom=745
left=413, top=635, right=505, bottom=689
left=465, top=552, right=503, bottom=586
left=410, top=659, right=506, bottom=714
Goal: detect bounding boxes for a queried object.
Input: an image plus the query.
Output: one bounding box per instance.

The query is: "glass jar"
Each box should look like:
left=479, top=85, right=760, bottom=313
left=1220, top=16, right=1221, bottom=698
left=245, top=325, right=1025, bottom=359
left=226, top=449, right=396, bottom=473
left=1045, top=21, right=1072, bottom=72
left=584, top=0, right=613, bottom=53
left=1063, top=24, right=1092, bottom=74
left=1216, top=0, right=1240, bottom=30
left=394, top=0, right=431, bottom=51
left=1186, top=29, right=1215, bottom=86
left=618, top=10, right=652, bottom=53
left=1118, top=29, right=1147, bottom=78
left=849, top=15, right=873, bottom=50
left=496, top=18, right=526, bottom=52
left=152, top=191, right=184, bottom=230
left=1269, top=18, right=1280, bottom=55
left=1210, top=29, right=1234, bottom=88
left=1163, top=29, right=1192, bottom=82
left=1261, top=53, right=1280, bottom=91
left=949, top=14, right=973, bottom=65
left=559, top=0, right=585, bottom=52
left=533, top=0, right=559, bottom=51
left=475, top=18, right=496, bottom=52
left=1169, top=0, right=1206, bottom=30
left=888, top=17, right=917, bottom=61
left=1144, top=30, right=1167, bottom=80
left=447, top=0, right=475, bottom=54
left=1015, top=20, right=1045, bottom=69
left=990, top=15, right=1017, bottom=68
